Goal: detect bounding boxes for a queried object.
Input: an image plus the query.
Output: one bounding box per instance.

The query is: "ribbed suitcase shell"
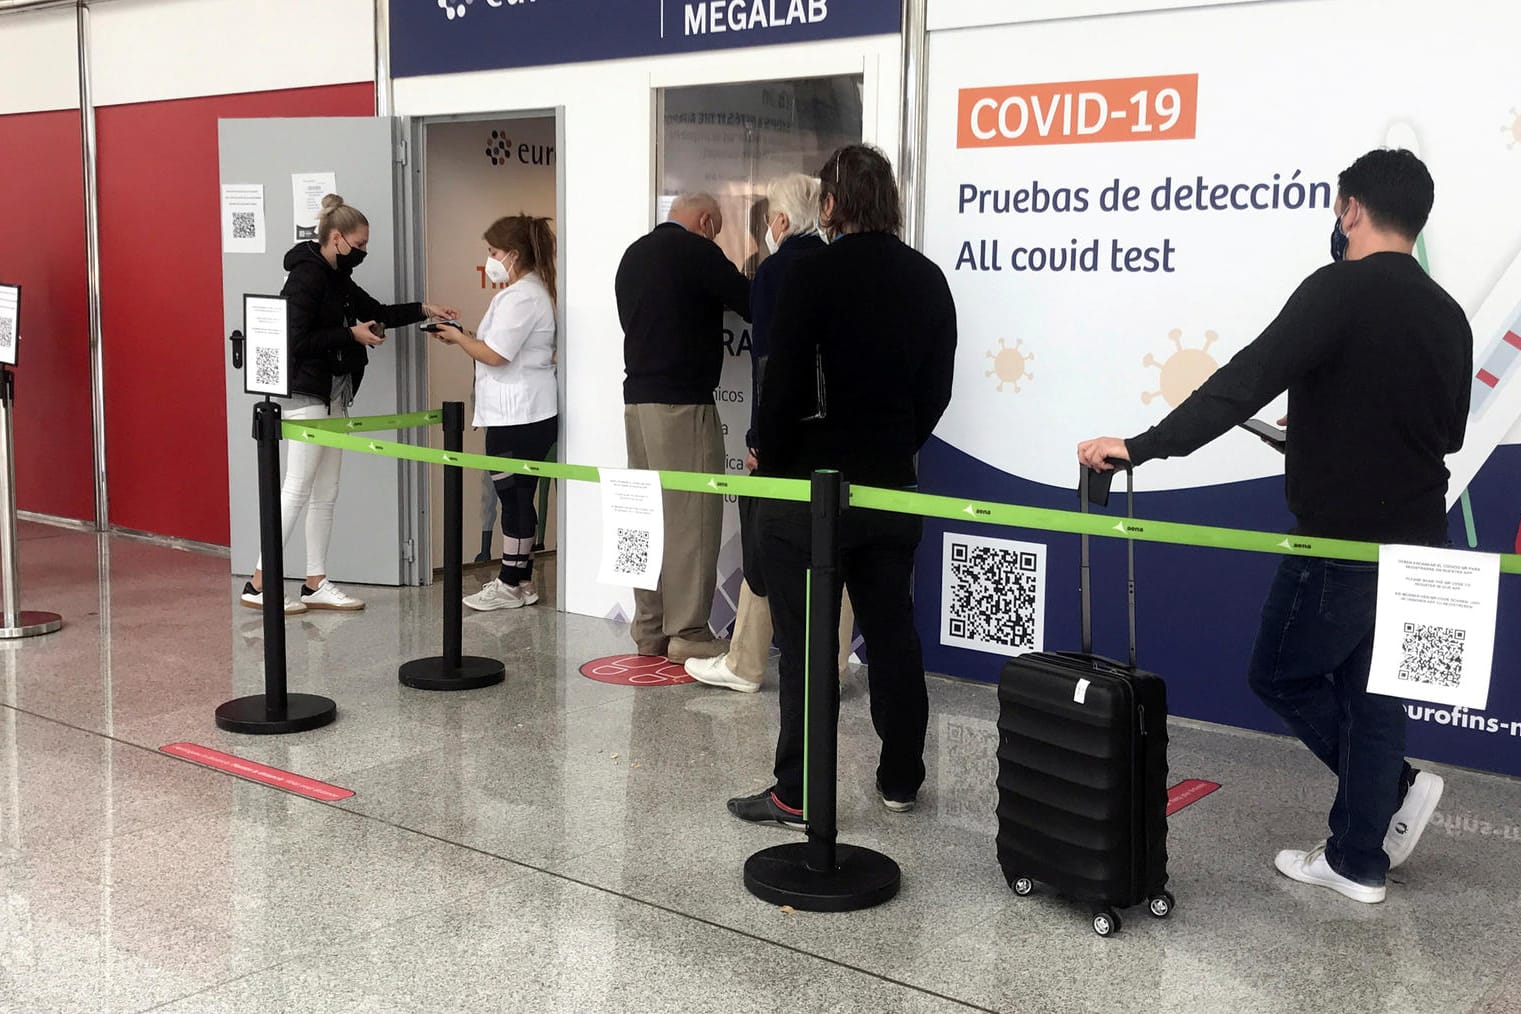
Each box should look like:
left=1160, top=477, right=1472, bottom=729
left=995, top=651, right=1168, bottom=907
left=993, top=466, right=1171, bottom=924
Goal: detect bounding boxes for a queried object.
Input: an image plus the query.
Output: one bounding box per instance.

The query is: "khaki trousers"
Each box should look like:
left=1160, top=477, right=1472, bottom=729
left=624, top=403, right=724, bottom=646
left=727, top=579, right=856, bottom=685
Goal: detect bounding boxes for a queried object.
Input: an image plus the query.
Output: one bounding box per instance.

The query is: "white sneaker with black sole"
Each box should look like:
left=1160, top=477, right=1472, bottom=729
left=1274, top=843, right=1386, bottom=904
left=300, top=579, right=365, bottom=611
left=240, top=582, right=305, bottom=615
left=463, top=578, right=527, bottom=612
left=1386, top=770, right=1444, bottom=869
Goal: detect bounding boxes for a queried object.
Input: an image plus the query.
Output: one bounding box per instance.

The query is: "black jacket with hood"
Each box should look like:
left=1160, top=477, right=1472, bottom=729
left=281, top=241, right=425, bottom=404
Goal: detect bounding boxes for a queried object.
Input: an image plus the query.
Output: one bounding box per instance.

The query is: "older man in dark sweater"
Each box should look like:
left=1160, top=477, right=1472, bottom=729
left=1080, top=148, right=1472, bottom=905
left=615, top=194, right=751, bottom=661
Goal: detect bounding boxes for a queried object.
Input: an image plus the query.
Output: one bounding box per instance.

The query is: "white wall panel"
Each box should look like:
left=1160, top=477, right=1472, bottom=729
left=89, top=0, right=374, bottom=107
left=0, top=7, right=79, bottom=114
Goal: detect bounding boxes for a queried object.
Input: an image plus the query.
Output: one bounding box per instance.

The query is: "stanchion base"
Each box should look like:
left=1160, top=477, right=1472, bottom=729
left=215, top=693, right=338, bottom=735
left=0, top=611, right=62, bottom=639
left=743, top=841, right=902, bottom=912
left=398, top=655, right=506, bottom=691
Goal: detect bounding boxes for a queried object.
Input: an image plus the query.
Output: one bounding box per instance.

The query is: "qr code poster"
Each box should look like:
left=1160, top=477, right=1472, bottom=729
left=220, top=183, right=266, bottom=254
left=0, top=282, right=18, bottom=367
left=1368, top=544, right=1500, bottom=710
left=940, top=532, right=1047, bottom=656
left=596, top=468, right=665, bottom=591
left=242, top=294, right=289, bottom=398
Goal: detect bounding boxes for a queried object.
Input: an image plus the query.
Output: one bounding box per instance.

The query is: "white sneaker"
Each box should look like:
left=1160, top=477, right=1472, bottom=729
left=464, top=578, right=526, bottom=612
left=684, top=653, right=761, bottom=693
left=1386, top=771, right=1444, bottom=869
left=515, top=582, right=541, bottom=606
left=240, top=582, right=306, bottom=615
left=1274, top=844, right=1386, bottom=904
left=300, top=579, right=365, bottom=611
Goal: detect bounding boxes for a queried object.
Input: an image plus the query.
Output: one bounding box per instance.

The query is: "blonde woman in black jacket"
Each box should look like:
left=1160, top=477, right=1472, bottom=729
left=241, top=194, right=457, bottom=615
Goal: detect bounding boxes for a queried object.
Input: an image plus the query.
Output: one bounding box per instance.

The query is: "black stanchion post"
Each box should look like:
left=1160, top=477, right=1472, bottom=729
left=399, top=401, right=505, bottom=691
left=742, top=469, right=901, bottom=912
left=216, top=399, right=337, bottom=734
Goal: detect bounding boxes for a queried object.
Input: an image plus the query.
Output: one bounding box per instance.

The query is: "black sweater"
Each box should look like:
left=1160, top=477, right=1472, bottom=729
left=281, top=242, right=424, bottom=404
left=615, top=222, right=751, bottom=404
left=1127, top=252, right=1472, bottom=545
left=757, top=232, right=957, bottom=487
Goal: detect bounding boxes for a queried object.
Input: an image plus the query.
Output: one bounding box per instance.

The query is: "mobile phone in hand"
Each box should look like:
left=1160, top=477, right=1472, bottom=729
left=1238, top=418, right=1286, bottom=452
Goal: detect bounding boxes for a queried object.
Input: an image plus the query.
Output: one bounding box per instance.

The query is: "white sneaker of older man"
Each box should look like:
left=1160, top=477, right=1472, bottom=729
left=1274, top=844, right=1386, bottom=904
left=684, top=653, right=761, bottom=693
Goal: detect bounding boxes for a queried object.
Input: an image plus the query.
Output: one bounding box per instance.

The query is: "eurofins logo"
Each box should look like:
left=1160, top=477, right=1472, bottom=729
left=435, top=0, right=536, bottom=23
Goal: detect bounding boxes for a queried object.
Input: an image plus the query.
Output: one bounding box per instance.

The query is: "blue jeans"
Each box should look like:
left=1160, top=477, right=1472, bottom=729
left=1247, top=557, right=1413, bottom=886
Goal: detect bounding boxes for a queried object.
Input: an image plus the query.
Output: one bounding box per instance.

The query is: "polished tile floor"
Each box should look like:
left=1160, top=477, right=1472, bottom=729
left=3, top=522, right=1520, bottom=1013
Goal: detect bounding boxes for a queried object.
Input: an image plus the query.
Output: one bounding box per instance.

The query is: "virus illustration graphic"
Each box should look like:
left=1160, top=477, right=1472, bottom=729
left=1142, top=329, right=1220, bottom=408
left=986, top=338, right=1033, bottom=393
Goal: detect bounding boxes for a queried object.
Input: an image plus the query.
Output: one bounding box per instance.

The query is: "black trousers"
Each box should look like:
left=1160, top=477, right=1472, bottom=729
left=485, top=415, right=558, bottom=584
left=760, top=499, right=926, bottom=809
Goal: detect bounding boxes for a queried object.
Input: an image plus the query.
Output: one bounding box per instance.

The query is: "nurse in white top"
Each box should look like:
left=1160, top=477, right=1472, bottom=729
left=433, top=214, right=559, bottom=610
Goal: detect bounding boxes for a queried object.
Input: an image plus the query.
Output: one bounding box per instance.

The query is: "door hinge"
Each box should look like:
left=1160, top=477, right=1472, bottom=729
left=395, top=139, right=409, bottom=166
left=402, top=538, right=415, bottom=563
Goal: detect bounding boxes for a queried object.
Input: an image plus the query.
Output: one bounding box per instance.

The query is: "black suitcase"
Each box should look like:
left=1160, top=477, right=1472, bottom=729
left=995, top=464, right=1173, bottom=937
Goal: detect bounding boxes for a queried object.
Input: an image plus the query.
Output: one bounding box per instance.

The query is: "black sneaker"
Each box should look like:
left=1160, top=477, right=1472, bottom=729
left=877, top=779, right=917, bottom=813
left=727, top=790, right=806, bottom=830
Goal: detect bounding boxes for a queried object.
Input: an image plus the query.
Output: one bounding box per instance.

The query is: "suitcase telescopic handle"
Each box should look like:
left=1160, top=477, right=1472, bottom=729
left=1078, top=460, right=1137, bottom=667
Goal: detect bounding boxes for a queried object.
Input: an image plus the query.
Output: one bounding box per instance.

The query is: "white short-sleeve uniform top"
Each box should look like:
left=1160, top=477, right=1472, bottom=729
left=472, top=270, right=558, bottom=428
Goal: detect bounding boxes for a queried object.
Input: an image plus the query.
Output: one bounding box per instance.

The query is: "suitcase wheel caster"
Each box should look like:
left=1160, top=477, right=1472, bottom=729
left=1092, top=908, right=1121, bottom=937
left=1010, top=877, right=1034, bottom=897
left=1148, top=891, right=1175, bottom=919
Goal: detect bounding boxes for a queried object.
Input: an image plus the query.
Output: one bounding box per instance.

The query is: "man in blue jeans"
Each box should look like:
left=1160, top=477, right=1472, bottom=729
left=1079, top=147, right=1472, bottom=903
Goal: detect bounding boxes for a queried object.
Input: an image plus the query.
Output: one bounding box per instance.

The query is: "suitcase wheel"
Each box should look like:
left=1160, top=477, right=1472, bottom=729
left=1091, top=908, right=1122, bottom=937
left=1009, top=877, right=1034, bottom=897
left=1148, top=891, right=1176, bottom=919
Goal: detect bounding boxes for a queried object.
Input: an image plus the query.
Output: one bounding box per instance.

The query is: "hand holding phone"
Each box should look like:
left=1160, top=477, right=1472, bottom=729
left=1238, top=418, right=1286, bottom=453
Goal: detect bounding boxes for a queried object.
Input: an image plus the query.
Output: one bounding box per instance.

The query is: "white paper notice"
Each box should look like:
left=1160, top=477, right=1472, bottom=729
left=291, top=172, right=337, bottom=242
left=243, top=295, right=289, bottom=398
left=220, top=184, right=266, bottom=254
left=596, top=468, right=665, bottom=590
left=656, top=194, right=677, bottom=225
left=1368, top=544, right=1500, bottom=710
left=0, top=282, right=18, bottom=367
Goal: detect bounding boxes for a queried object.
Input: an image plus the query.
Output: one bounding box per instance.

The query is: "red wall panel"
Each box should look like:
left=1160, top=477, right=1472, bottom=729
left=0, top=109, right=93, bottom=522
left=96, top=82, right=374, bottom=545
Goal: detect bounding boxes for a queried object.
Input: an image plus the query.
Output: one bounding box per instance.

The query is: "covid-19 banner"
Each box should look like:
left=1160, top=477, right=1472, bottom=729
left=918, top=0, right=1521, bottom=777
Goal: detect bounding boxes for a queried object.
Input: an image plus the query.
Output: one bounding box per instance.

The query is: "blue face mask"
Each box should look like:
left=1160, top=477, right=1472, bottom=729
left=1330, top=212, right=1349, bottom=262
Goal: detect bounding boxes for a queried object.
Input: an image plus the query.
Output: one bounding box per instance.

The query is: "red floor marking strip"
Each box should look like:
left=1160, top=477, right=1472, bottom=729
left=161, top=743, right=355, bottom=801
left=1478, top=368, right=1501, bottom=388
left=1166, top=778, right=1221, bottom=815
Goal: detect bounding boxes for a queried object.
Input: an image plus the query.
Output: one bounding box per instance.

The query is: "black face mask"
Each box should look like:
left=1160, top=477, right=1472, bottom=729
left=1330, top=214, right=1349, bottom=263
left=336, top=247, right=367, bottom=271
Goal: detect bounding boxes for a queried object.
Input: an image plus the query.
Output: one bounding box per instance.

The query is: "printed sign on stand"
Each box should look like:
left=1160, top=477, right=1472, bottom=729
left=1369, top=544, right=1501, bottom=710
left=0, top=283, right=18, bottom=367
left=243, top=294, right=289, bottom=398
left=596, top=468, right=665, bottom=590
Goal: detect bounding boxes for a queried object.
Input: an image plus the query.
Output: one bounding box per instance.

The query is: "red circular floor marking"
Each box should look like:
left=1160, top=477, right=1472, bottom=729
left=579, top=654, right=695, bottom=686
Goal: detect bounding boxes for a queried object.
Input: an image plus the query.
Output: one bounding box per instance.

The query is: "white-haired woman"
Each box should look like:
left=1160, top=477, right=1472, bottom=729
left=685, top=172, right=855, bottom=692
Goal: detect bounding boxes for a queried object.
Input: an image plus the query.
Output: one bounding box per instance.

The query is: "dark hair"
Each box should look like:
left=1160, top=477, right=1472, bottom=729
left=1337, top=149, right=1433, bottom=240
left=483, top=214, right=558, bottom=308
left=817, top=144, right=902, bottom=236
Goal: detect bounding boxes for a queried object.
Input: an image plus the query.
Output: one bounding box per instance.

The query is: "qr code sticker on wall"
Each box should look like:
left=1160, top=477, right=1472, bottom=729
left=253, top=346, right=283, bottom=391
left=614, top=527, right=650, bottom=576
left=1397, top=622, right=1466, bottom=689
left=940, top=532, right=1046, bottom=656
left=231, top=212, right=258, bottom=240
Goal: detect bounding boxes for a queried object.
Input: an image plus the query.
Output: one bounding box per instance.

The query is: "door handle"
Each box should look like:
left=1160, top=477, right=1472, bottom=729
left=229, top=329, right=245, bottom=369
